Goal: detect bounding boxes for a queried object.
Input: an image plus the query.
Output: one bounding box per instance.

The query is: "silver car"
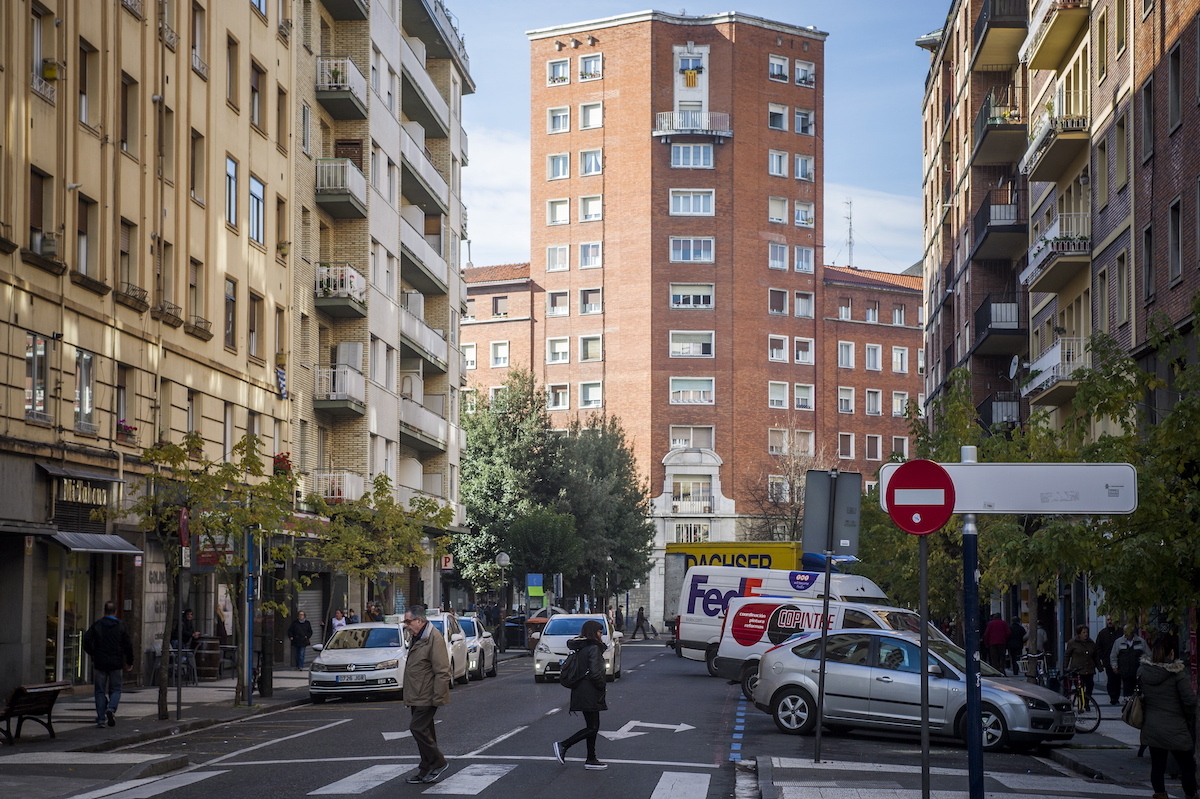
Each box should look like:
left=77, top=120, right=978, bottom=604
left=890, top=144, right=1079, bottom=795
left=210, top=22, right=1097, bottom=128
left=459, top=616, right=497, bottom=681
left=754, top=628, right=1076, bottom=751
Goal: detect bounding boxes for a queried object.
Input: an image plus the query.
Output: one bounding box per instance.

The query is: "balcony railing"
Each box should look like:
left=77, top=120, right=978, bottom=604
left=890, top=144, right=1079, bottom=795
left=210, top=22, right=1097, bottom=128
left=399, top=304, right=449, bottom=365
left=671, top=389, right=713, bottom=404
left=316, top=55, right=368, bottom=119
left=1021, top=211, right=1090, bottom=286
left=192, top=49, right=209, bottom=79
left=314, top=470, right=366, bottom=504
left=1022, top=336, right=1089, bottom=398
left=974, top=292, right=1022, bottom=343
left=400, top=396, right=448, bottom=445
left=31, top=72, right=56, bottom=103
left=159, top=20, right=179, bottom=50
left=315, top=363, right=366, bottom=405
left=315, top=158, right=368, bottom=218
left=977, top=391, right=1021, bottom=428
left=151, top=299, right=184, bottom=327
left=652, top=111, right=733, bottom=139
left=315, top=262, right=367, bottom=304
left=973, top=0, right=1028, bottom=60
left=1021, top=0, right=1090, bottom=68
left=671, top=495, right=714, bottom=514
left=1020, top=89, right=1090, bottom=176
left=75, top=419, right=100, bottom=435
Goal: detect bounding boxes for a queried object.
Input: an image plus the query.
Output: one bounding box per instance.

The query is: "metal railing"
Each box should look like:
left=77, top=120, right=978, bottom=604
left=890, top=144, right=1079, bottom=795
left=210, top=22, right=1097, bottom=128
left=974, top=292, right=1022, bottom=337
left=159, top=20, right=178, bottom=50
left=315, top=363, right=366, bottom=404
left=315, top=262, right=367, bottom=304
left=1022, top=211, right=1090, bottom=283
left=973, top=85, right=1022, bottom=147
left=973, top=187, right=1022, bottom=249
left=670, top=389, right=713, bottom=404
left=316, top=55, right=368, bottom=101
left=973, top=0, right=1028, bottom=52
left=315, top=158, right=368, bottom=199
left=1022, top=336, right=1090, bottom=397
left=671, top=495, right=714, bottom=514
left=31, top=72, right=56, bottom=103
left=1022, top=0, right=1090, bottom=64
left=1021, top=89, right=1090, bottom=173
left=653, top=111, right=732, bottom=136
left=314, top=470, right=366, bottom=503
left=191, top=49, right=209, bottom=79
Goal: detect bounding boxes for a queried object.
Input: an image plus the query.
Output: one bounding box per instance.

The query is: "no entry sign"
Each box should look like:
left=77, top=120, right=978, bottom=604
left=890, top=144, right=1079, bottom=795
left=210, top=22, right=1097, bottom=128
left=884, top=459, right=956, bottom=535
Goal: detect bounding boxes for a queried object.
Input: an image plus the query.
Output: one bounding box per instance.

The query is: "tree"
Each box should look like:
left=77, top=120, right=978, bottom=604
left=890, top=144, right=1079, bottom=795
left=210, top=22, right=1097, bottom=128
left=740, top=425, right=837, bottom=541
left=507, top=508, right=582, bottom=577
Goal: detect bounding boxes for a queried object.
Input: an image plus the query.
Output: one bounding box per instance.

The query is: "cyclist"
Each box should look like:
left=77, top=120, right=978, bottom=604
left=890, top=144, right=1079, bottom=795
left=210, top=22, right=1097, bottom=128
left=1063, top=624, right=1099, bottom=703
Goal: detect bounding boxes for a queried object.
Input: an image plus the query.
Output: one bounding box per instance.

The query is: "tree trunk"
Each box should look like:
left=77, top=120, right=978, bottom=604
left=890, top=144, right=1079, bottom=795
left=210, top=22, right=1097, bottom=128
left=157, top=545, right=177, bottom=720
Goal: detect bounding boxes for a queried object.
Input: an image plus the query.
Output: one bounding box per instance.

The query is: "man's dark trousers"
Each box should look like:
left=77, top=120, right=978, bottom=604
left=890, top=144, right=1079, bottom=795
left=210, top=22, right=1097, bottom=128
left=409, top=706, right=446, bottom=775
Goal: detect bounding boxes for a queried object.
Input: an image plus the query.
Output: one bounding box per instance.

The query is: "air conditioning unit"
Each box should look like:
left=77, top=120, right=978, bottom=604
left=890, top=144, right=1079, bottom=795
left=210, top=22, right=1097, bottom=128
left=39, top=231, right=59, bottom=257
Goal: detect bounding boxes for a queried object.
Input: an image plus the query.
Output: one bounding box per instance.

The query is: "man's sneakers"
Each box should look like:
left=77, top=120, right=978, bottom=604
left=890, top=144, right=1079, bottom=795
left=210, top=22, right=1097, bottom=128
left=422, top=766, right=445, bottom=783
left=584, top=759, right=608, bottom=770
left=95, top=722, right=106, bottom=729
left=553, top=741, right=566, bottom=765
left=106, top=710, right=116, bottom=727
left=404, top=773, right=426, bottom=784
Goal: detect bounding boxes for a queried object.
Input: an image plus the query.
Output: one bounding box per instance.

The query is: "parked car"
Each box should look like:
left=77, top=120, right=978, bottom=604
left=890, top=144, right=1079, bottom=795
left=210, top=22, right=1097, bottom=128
left=753, top=628, right=1076, bottom=752
left=309, top=622, right=405, bottom=703
left=532, top=613, right=623, bottom=682
left=458, top=616, right=497, bottom=680
left=423, top=612, right=470, bottom=686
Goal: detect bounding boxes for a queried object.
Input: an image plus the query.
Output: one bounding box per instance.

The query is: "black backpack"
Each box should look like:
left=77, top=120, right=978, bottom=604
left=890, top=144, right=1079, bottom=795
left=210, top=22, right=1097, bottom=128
left=559, top=647, right=588, bottom=689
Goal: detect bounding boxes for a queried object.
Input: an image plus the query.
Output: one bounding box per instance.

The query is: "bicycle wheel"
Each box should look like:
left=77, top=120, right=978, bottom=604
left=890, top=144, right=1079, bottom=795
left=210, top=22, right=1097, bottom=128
left=1074, top=692, right=1101, bottom=734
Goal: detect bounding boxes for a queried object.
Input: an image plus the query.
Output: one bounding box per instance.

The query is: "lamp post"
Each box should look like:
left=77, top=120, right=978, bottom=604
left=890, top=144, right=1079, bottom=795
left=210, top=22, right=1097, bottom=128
left=496, top=552, right=510, bottom=653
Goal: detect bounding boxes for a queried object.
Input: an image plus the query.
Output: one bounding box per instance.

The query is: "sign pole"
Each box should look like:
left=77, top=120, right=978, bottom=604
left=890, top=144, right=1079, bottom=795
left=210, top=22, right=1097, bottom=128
left=961, top=446, right=984, bottom=799
left=919, top=533, right=930, bottom=799
left=812, top=469, right=837, bottom=764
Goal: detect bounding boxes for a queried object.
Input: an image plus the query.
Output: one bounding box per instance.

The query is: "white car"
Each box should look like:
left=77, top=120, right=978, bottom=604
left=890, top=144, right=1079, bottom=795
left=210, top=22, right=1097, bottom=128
left=532, top=614, right=623, bottom=682
left=422, top=612, right=470, bottom=686
left=309, top=622, right=406, bottom=702
left=459, top=616, right=497, bottom=680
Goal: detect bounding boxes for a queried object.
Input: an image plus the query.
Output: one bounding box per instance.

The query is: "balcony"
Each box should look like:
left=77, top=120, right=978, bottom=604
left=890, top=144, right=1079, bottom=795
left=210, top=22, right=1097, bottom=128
left=399, top=298, right=450, bottom=372
left=971, top=188, right=1026, bottom=261
left=315, top=158, right=368, bottom=218
left=400, top=396, right=448, bottom=452
left=316, top=56, right=368, bottom=120
left=652, top=111, right=733, bottom=142
left=972, top=86, right=1026, bottom=165
left=400, top=126, right=450, bottom=214
left=75, top=419, right=100, bottom=436
left=1021, top=0, right=1090, bottom=70
left=315, top=262, right=368, bottom=317
left=1020, top=92, right=1090, bottom=182
left=972, top=293, right=1026, bottom=355
left=671, top=495, right=714, bottom=514
left=320, top=0, right=368, bottom=21
left=1020, top=212, right=1090, bottom=293
left=315, top=470, right=367, bottom=504
left=400, top=36, right=450, bottom=137
left=115, top=282, right=150, bottom=313
left=184, top=314, right=214, bottom=341
left=314, top=363, right=366, bottom=415
left=191, top=49, right=209, bottom=80
left=973, top=0, right=1027, bottom=67
left=1022, top=336, right=1089, bottom=405
left=977, top=391, right=1022, bottom=429
left=151, top=299, right=184, bottom=327
left=400, top=0, right=470, bottom=71
left=400, top=218, right=448, bottom=294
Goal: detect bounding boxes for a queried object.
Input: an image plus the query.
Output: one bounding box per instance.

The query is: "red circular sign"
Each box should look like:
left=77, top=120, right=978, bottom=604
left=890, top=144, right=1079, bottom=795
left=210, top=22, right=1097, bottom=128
left=885, top=459, right=956, bottom=535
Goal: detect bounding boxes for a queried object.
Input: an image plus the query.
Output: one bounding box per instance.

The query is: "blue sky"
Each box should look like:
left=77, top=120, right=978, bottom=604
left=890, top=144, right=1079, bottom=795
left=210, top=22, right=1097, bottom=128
left=450, top=1, right=952, bottom=273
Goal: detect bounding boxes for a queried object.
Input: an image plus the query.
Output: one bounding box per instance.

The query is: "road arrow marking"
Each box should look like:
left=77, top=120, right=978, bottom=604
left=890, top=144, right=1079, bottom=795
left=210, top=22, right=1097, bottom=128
left=598, top=720, right=696, bottom=741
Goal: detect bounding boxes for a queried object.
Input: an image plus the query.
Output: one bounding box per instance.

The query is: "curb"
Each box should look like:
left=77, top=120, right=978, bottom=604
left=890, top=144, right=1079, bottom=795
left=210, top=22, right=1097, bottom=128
left=1047, top=745, right=1130, bottom=784
left=757, top=755, right=779, bottom=799
left=118, top=754, right=190, bottom=781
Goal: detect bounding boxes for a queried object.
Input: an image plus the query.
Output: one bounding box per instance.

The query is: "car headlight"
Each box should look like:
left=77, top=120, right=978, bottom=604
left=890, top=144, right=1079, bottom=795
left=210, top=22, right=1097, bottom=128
left=468, top=644, right=478, bottom=653
left=310, top=662, right=327, bottom=672
left=375, top=659, right=399, bottom=670
left=536, top=643, right=551, bottom=654
left=1024, top=697, right=1051, bottom=711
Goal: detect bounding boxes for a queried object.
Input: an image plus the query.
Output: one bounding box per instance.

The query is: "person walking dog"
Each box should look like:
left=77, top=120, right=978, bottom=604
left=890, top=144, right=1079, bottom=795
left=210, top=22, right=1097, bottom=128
left=402, top=604, right=451, bottom=784
left=1137, top=638, right=1197, bottom=799
left=552, top=619, right=609, bottom=770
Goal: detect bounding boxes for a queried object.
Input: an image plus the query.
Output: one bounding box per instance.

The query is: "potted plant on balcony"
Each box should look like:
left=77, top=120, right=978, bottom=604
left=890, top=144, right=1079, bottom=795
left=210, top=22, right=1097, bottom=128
left=328, top=65, right=343, bottom=88
left=116, top=419, right=137, bottom=442
left=273, top=451, right=294, bottom=478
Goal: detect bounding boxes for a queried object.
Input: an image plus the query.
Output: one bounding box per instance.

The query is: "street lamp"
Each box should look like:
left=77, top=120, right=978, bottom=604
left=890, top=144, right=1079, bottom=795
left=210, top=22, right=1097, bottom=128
left=496, top=552, right=510, bottom=653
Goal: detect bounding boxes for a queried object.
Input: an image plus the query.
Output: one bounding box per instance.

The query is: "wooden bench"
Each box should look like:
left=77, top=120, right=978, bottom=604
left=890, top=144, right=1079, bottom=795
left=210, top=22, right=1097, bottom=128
left=0, top=682, right=71, bottom=745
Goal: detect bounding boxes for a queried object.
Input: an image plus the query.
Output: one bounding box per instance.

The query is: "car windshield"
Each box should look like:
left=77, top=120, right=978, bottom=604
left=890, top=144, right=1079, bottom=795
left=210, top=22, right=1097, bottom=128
left=543, top=617, right=602, bottom=636
left=929, top=638, right=1005, bottom=677
left=326, top=627, right=403, bottom=649
left=459, top=618, right=477, bottom=637
left=428, top=620, right=445, bottom=634
left=874, top=610, right=954, bottom=644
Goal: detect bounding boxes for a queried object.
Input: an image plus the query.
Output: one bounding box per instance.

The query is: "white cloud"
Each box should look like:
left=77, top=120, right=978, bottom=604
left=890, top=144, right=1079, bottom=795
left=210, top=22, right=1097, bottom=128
left=461, top=127, right=531, bottom=268
left=822, top=183, right=923, bottom=274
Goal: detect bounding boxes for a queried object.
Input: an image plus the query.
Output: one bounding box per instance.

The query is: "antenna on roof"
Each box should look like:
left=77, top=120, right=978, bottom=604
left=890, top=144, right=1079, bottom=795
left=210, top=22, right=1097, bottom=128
left=845, top=197, right=854, bottom=268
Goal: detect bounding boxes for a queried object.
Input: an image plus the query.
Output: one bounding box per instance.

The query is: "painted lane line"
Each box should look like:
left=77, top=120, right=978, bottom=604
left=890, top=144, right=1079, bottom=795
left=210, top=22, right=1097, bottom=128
left=421, top=764, right=516, bottom=795
left=70, top=771, right=228, bottom=799
left=649, top=771, right=712, bottom=799
left=544, top=707, right=560, bottom=715
left=203, top=718, right=355, bottom=767
left=461, top=725, right=528, bottom=756
left=221, top=754, right=720, bottom=768
left=308, top=765, right=412, bottom=795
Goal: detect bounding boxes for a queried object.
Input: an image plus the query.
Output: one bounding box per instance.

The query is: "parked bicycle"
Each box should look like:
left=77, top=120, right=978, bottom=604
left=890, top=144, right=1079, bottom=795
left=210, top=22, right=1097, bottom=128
left=1019, top=652, right=1049, bottom=687
left=1062, top=668, right=1101, bottom=733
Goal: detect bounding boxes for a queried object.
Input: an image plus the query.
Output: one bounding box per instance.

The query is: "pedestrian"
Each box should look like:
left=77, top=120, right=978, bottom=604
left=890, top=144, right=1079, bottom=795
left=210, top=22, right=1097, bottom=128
left=170, top=608, right=201, bottom=650
left=1137, top=637, right=1198, bottom=799
left=347, top=608, right=359, bottom=625
left=1063, top=625, right=1098, bottom=703
left=1095, top=617, right=1121, bottom=706
left=631, top=606, right=649, bottom=640
left=401, top=604, right=451, bottom=784
left=1111, top=623, right=1149, bottom=703
left=552, top=619, right=609, bottom=770
left=327, top=609, right=346, bottom=643
left=983, top=613, right=1010, bottom=671
left=1007, top=617, right=1027, bottom=676
left=614, top=605, right=624, bottom=633
left=288, top=610, right=313, bottom=669
left=82, top=600, right=134, bottom=729
left=1026, top=620, right=1048, bottom=656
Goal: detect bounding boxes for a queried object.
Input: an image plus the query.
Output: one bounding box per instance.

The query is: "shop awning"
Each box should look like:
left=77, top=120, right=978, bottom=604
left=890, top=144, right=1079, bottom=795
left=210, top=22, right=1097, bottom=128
left=38, top=462, right=127, bottom=483
left=51, top=532, right=142, bottom=555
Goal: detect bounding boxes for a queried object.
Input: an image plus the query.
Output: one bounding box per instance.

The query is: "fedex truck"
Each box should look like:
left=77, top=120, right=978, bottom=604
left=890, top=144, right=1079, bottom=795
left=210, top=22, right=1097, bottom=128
left=675, top=566, right=890, bottom=673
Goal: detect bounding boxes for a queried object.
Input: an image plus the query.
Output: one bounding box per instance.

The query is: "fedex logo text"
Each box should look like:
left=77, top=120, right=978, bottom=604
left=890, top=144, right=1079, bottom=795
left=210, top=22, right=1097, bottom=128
left=686, top=576, right=764, bottom=616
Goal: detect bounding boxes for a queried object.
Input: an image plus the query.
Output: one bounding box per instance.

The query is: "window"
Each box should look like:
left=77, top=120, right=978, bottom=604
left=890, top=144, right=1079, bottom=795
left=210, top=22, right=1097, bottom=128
left=73, top=349, right=95, bottom=431
left=250, top=62, right=265, bottom=130
left=75, top=196, right=96, bottom=275
left=548, top=153, right=569, bottom=180
left=670, top=377, right=714, bottom=404
left=1169, top=199, right=1182, bottom=281
left=547, top=337, right=569, bottom=363
left=892, top=346, right=909, bottom=373
left=226, top=36, right=239, bottom=106
left=1097, top=138, right=1109, bottom=207
left=838, top=433, right=854, bottom=459
left=1168, top=45, right=1181, bottom=130
left=768, top=383, right=787, bottom=413
left=579, top=382, right=602, bottom=408
left=547, top=199, right=569, bottom=225
left=79, top=41, right=98, bottom=125
left=795, top=155, right=814, bottom=181
left=838, top=341, right=854, bottom=368
left=768, top=475, right=790, bottom=502
left=580, top=54, right=602, bottom=80
left=671, top=283, right=713, bottom=309
left=767, top=242, right=788, bottom=270
left=580, top=195, right=602, bottom=222
left=1116, top=113, right=1128, bottom=186
left=866, top=435, right=881, bottom=461
left=865, top=389, right=882, bottom=416
left=1098, top=269, right=1110, bottom=333
left=547, top=291, right=569, bottom=317
left=25, top=333, right=50, bottom=419
left=865, top=301, right=879, bottom=323
left=671, top=331, right=714, bottom=357
left=795, top=246, right=814, bottom=273
left=768, top=335, right=787, bottom=361
left=490, top=341, right=509, bottom=367
left=580, top=288, right=602, bottom=314
left=463, top=343, right=476, bottom=369
left=580, top=149, right=602, bottom=175
left=891, top=437, right=909, bottom=459
left=794, top=383, right=814, bottom=410
left=249, top=175, right=265, bottom=244
left=464, top=298, right=475, bottom=320
left=893, top=392, right=909, bottom=416
left=547, top=384, right=569, bottom=410
left=838, top=387, right=854, bottom=413
left=671, top=237, right=714, bottom=262
left=794, top=337, right=814, bottom=364
left=119, top=221, right=135, bottom=285
left=670, top=425, right=714, bottom=448
left=187, top=258, right=204, bottom=317
left=580, top=102, right=603, bottom=129
left=769, top=288, right=788, bottom=314
left=795, top=60, right=815, bottom=85
left=794, top=291, right=814, bottom=318
left=768, top=197, right=787, bottom=223
left=795, top=109, right=814, bottom=135
left=794, top=430, right=814, bottom=455
left=795, top=202, right=814, bottom=227
left=251, top=0, right=267, bottom=14
left=1142, top=225, right=1155, bottom=298
left=917, top=348, right=925, bottom=374
left=492, top=296, right=509, bottom=317
left=671, top=144, right=713, bottom=168
left=189, top=129, right=206, bottom=201
left=573, top=243, right=599, bottom=270
left=769, top=55, right=788, bottom=81
left=1141, top=80, right=1154, bottom=159
left=1097, top=11, right=1108, bottom=80
left=671, top=190, right=714, bottom=215
left=768, top=103, right=787, bottom=130
left=225, top=157, right=238, bottom=226
left=1116, top=0, right=1127, bottom=51
left=1117, top=250, right=1130, bottom=321
left=675, top=523, right=710, bottom=543
left=768, top=150, right=788, bottom=176
left=120, top=74, right=139, bottom=154
left=248, top=293, right=264, bottom=358
left=547, top=59, right=569, bottom=85
left=838, top=298, right=852, bottom=320
left=548, top=106, right=569, bottom=133
left=301, top=102, right=311, bottom=154
left=224, top=278, right=237, bottom=348
left=580, top=335, right=603, bottom=361
left=546, top=245, right=568, bottom=271
left=865, top=344, right=881, bottom=371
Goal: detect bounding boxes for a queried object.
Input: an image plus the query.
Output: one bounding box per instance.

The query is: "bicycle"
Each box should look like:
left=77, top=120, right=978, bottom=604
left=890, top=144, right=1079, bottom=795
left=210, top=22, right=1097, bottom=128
left=1019, top=652, right=1049, bottom=687
left=1062, top=668, right=1101, bottom=733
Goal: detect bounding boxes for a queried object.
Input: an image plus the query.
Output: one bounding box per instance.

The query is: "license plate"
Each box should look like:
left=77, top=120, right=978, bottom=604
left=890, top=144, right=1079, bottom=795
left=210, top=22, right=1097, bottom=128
left=336, top=674, right=366, bottom=683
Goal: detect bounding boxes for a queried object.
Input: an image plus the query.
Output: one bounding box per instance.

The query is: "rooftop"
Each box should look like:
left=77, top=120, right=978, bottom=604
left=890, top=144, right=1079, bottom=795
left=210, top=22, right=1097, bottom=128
left=527, top=9, right=828, bottom=41
left=824, top=265, right=923, bottom=293
left=463, top=263, right=530, bottom=285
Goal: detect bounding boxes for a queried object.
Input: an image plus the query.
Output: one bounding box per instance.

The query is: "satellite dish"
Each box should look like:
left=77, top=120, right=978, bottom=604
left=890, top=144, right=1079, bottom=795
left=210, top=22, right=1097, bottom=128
left=1008, top=354, right=1021, bottom=380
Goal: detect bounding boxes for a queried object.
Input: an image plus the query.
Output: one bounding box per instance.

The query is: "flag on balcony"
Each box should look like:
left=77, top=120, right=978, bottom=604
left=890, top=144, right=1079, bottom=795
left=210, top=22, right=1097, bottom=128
left=276, top=366, right=288, bottom=399
left=683, top=69, right=698, bottom=87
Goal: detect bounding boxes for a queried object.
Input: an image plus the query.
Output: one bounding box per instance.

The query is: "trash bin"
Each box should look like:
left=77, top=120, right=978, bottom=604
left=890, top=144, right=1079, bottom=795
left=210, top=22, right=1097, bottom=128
left=195, top=636, right=221, bottom=681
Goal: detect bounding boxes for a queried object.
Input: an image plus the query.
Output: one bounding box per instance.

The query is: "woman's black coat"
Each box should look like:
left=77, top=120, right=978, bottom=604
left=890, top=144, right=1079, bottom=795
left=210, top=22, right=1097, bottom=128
left=567, top=637, right=608, bottom=712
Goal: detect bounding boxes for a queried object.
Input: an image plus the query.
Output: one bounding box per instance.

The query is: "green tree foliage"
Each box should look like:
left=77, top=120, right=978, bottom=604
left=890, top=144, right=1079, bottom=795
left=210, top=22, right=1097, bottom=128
left=507, top=508, right=581, bottom=577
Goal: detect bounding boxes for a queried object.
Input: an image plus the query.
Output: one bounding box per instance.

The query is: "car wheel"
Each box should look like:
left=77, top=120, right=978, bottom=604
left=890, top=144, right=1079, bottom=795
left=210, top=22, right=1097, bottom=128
left=469, top=657, right=483, bottom=681
left=772, top=687, right=817, bottom=735
left=705, top=645, right=720, bottom=677
left=534, top=673, right=548, bottom=683
left=454, top=660, right=469, bottom=685
left=978, top=704, right=1010, bottom=752
left=740, top=662, right=760, bottom=702
left=485, top=652, right=497, bottom=678
left=310, top=694, right=326, bottom=704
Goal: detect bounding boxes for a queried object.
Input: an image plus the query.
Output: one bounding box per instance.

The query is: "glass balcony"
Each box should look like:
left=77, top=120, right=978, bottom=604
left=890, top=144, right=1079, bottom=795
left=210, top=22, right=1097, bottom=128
left=1022, top=336, right=1089, bottom=405
left=1019, top=212, right=1090, bottom=294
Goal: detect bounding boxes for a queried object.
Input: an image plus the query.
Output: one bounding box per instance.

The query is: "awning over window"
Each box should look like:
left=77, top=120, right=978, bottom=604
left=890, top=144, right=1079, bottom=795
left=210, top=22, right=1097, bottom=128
left=51, top=532, right=142, bottom=555
left=38, top=463, right=127, bottom=483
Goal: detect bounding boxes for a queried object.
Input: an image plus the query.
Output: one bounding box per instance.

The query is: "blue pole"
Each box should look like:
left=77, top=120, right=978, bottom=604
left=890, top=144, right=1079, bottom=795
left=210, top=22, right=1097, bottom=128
left=961, top=446, right=983, bottom=799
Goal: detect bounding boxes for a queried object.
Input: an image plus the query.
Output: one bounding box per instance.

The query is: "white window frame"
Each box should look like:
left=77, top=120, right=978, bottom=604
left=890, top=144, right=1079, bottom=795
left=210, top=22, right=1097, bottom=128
left=579, top=287, right=603, bottom=315
left=579, top=53, right=602, bottom=81
left=579, top=334, right=603, bottom=362
left=768, top=102, right=788, bottom=131
left=579, top=381, right=603, bottom=409
left=769, top=288, right=788, bottom=315
left=548, top=106, right=570, bottom=133
left=671, top=143, right=713, bottom=168
left=795, top=60, right=815, bottom=85
left=892, top=347, right=909, bottom=373
left=794, top=337, right=814, bottom=364
left=892, top=391, right=909, bottom=417
left=671, top=237, right=715, bottom=263
left=892, top=437, right=910, bottom=459
left=768, top=335, right=787, bottom=362
left=547, top=153, right=569, bottom=180
left=838, top=386, right=855, bottom=413
left=670, top=189, right=715, bottom=216
left=670, top=283, right=714, bottom=309
left=768, top=381, right=788, bottom=408
left=670, top=330, right=715, bottom=358
left=463, top=343, right=476, bottom=369
left=580, top=148, right=602, bottom=176
left=546, top=244, right=569, bottom=271
left=795, top=246, right=814, bottom=273
left=794, top=383, right=814, bottom=410
left=795, top=154, right=815, bottom=181
left=866, top=389, right=882, bottom=416
left=865, top=343, right=882, bottom=371
left=579, top=195, right=603, bottom=222
left=794, top=429, right=815, bottom=456
left=547, top=290, right=569, bottom=317
left=768, top=242, right=788, bottom=270
left=547, top=59, right=570, bottom=85
left=866, top=434, right=882, bottom=461
left=547, top=337, right=570, bottom=364
left=839, top=299, right=852, bottom=320
left=838, top=341, right=854, bottom=369
left=768, top=54, right=788, bottom=81
left=580, top=101, right=603, bottom=129
left=490, top=340, right=509, bottom=368
left=865, top=301, right=880, bottom=323
left=839, top=432, right=855, bottom=459
left=547, top=199, right=570, bottom=225
left=769, top=428, right=789, bottom=455
left=795, top=201, right=815, bottom=227
left=794, top=291, right=814, bottom=318
left=547, top=383, right=570, bottom=410
left=768, top=197, right=787, bottom=224
left=669, top=425, right=714, bottom=449
left=670, top=377, right=714, bottom=405
left=579, top=241, right=602, bottom=268
left=892, top=305, right=906, bottom=325
left=795, top=108, right=814, bottom=135
left=768, top=150, right=788, bottom=177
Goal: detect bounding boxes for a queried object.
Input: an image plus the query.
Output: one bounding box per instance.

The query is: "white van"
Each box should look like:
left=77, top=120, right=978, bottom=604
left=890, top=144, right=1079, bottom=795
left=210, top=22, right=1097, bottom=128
left=712, top=596, right=952, bottom=699
left=676, top=566, right=890, bottom=671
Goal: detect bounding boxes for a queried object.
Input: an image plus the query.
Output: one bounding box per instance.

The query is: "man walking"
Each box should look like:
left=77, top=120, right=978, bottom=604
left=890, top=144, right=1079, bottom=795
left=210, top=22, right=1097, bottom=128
left=983, top=613, right=1010, bottom=671
left=402, top=604, right=451, bottom=784
left=288, top=610, right=313, bottom=669
left=82, top=601, right=133, bottom=728
left=1111, top=623, right=1148, bottom=703
left=631, top=607, right=649, bottom=640
left=1095, top=617, right=1121, bottom=705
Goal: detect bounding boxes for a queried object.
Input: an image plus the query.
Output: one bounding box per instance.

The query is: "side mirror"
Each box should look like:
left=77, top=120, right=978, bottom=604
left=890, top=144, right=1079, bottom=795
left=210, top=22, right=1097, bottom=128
left=450, top=633, right=464, bottom=643
left=612, top=631, right=624, bottom=640
left=481, top=631, right=493, bottom=639
left=313, top=644, right=324, bottom=652
left=529, top=632, right=541, bottom=641
left=927, top=663, right=943, bottom=678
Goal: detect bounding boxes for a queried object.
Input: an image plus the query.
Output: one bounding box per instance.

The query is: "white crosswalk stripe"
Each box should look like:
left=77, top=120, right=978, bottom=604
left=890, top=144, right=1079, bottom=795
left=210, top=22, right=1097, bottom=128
left=68, top=771, right=228, bottom=799
left=308, top=765, right=413, bottom=794
left=649, top=771, right=712, bottom=799
left=422, top=764, right=516, bottom=795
